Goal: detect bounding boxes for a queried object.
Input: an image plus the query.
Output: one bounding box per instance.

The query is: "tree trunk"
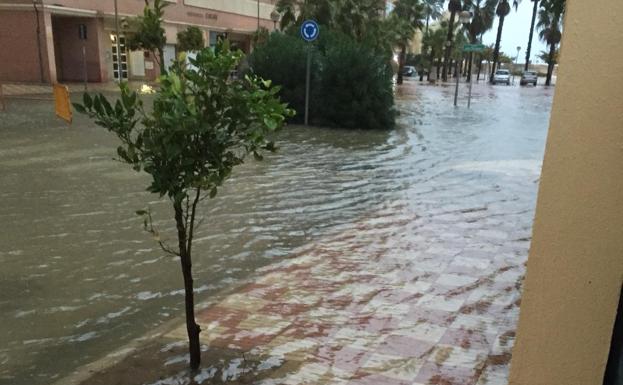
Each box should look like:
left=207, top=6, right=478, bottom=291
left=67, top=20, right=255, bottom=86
left=442, top=10, right=457, bottom=82
left=174, top=200, right=201, bottom=371
left=158, top=47, right=166, bottom=76
left=490, top=15, right=506, bottom=83
left=397, top=44, right=406, bottom=85
left=477, top=56, right=482, bottom=81
left=428, top=48, right=435, bottom=81
left=425, top=15, right=430, bottom=35
left=545, top=42, right=555, bottom=86
left=448, top=58, right=454, bottom=77
left=436, top=57, right=441, bottom=80
left=525, top=0, right=539, bottom=71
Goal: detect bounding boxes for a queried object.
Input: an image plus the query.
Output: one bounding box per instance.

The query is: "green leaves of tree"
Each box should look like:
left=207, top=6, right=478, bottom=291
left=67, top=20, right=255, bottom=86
left=126, top=0, right=169, bottom=74
left=75, top=42, right=294, bottom=205
left=177, top=26, right=204, bottom=52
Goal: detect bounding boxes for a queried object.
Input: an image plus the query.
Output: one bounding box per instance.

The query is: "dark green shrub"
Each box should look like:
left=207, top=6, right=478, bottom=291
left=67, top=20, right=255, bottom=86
left=313, top=32, right=395, bottom=130
left=247, top=33, right=312, bottom=124
left=177, top=26, right=204, bottom=52
left=248, top=31, right=395, bottom=129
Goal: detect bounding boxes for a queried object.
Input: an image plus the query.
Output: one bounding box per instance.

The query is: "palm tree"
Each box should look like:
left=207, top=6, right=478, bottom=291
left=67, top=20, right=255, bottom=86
left=537, top=48, right=558, bottom=65
left=423, top=24, right=448, bottom=81
left=489, top=0, right=519, bottom=83
left=275, top=0, right=298, bottom=30
left=524, top=0, right=540, bottom=70
left=463, top=0, right=497, bottom=81
left=537, top=0, right=565, bottom=85
left=422, top=0, right=444, bottom=34
left=335, top=0, right=386, bottom=41
left=276, top=0, right=387, bottom=43
left=477, top=44, right=494, bottom=80
left=442, top=0, right=463, bottom=82
left=393, top=0, right=425, bottom=84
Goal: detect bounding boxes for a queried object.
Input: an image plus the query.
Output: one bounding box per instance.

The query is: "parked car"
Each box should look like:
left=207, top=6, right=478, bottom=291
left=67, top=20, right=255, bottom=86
left=520, top=71, right=538, bottom=86
left=402, top=66, right=417, bottom=77
left=492, top=69, right=511, bottom=85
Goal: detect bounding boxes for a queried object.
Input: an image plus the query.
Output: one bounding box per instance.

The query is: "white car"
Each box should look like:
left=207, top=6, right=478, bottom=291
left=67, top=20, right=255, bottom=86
left=492, top=69, right=511, bottom=85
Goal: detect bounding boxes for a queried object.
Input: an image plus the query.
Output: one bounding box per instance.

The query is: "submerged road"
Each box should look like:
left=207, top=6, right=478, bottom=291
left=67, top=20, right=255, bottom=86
left=0, top=81, right=553, bottom=385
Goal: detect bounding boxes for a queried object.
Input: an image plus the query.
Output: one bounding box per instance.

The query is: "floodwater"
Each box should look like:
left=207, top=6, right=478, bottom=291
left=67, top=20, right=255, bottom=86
left=0, top=82, right=554, bottom=385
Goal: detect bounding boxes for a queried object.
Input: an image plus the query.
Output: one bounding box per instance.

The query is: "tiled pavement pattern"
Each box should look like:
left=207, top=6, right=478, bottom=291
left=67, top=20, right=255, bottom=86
left=157, top=85, right=543, bottom=384
left=166, top=184, right=532, bottom=385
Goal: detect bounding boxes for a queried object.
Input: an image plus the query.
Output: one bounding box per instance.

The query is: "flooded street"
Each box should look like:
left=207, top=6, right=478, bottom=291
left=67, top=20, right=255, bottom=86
left=0, top=82, right=553, bottom=385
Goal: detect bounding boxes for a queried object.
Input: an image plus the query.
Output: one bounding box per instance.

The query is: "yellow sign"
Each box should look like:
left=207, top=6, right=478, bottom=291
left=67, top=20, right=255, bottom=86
left=53, top=83, right=72, bottom=123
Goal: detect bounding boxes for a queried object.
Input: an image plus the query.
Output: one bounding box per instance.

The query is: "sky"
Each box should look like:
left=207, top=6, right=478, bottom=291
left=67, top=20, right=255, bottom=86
left=480, top=2, right=549, bottom=64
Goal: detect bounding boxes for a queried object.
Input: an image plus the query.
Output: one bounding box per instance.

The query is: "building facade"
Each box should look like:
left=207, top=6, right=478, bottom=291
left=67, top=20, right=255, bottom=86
left=0, top=0, right=278, bottom=84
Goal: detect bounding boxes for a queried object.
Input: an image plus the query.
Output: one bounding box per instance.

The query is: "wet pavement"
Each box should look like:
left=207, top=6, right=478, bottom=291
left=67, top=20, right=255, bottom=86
left=0, top=80, right=554, bottom=385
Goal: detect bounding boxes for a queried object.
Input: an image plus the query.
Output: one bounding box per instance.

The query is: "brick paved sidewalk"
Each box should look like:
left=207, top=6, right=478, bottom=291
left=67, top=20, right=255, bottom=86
left=175, top=211, right=523, bottom=385
left=73, top=191, right=530, bottom=385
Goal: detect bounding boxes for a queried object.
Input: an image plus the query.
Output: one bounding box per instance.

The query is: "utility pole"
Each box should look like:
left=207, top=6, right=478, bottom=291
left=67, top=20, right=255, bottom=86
left=513, top=46, right=521, bottom=85
left=257, top=0, right=260, bottom=30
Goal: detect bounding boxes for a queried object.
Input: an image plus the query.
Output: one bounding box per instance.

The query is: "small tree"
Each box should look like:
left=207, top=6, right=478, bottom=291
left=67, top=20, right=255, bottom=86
left=177, top=26, right=204, bottom=52
left=128, top=0, right=168, bottom=74
left=74, top=44, right=294, bottom=371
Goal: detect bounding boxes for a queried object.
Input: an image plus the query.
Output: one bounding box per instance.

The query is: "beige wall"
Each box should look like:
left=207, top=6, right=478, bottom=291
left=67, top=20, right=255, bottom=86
left=508, top=1, right=623, bottom=384
left=0, top=0, right=276, bottom=30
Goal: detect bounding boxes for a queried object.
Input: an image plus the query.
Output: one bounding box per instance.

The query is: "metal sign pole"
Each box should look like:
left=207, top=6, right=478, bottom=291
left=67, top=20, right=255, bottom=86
left=453, top=60, right=460, bottom=106
left=300, top=20, right=319, bottom=126
left=467, top=52, right=474, bottom=108
left=304, top=44, right=311, bottom=126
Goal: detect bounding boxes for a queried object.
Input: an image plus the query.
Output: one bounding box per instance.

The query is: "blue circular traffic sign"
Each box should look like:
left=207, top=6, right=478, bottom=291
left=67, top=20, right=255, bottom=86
left=300, top=20, right=320, bottom=42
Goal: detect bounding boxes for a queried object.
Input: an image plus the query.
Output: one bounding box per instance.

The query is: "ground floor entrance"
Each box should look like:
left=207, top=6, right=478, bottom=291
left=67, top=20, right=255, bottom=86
left=51, top=15, right=104, bottom=83
left=0, top=8, right=257, bottom=85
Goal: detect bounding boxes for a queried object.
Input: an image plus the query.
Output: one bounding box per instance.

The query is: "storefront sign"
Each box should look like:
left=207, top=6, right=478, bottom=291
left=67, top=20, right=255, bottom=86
left=187, top=12, right=218, bottom=20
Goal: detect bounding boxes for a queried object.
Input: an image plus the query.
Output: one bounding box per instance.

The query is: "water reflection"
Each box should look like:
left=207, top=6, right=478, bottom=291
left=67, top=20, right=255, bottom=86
left=0, top=83, right=553, bottom=385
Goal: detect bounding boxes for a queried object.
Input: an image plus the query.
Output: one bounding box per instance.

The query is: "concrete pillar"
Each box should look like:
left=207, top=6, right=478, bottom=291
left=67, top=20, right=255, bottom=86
left=508, top=1, right=623, bottom=384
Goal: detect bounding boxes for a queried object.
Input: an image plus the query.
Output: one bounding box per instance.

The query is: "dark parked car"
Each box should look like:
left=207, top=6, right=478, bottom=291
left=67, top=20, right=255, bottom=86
left=401, top=66, right=417, bottom=77
left=520, top=71, right=538, bottom=86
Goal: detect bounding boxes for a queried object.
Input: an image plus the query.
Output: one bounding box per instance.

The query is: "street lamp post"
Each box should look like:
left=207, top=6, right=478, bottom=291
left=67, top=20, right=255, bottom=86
left=512, top=45, right=521, bottom=85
